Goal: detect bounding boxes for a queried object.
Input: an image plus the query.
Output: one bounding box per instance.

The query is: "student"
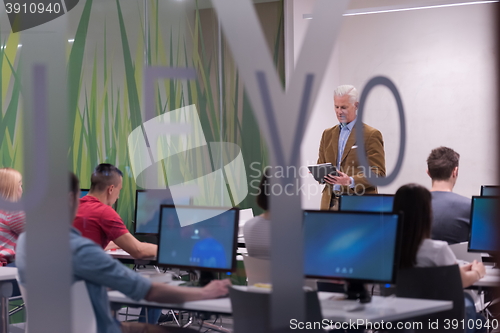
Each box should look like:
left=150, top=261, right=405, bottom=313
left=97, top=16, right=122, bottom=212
left=427, top=146, right=471, bottom=244
left=243, top=170, right=270, bottom=259
left=73, top=164, right=159, bottom=323
left=17, top=173, right=231, bottom=333
left=393, top=183, right=486, bottom=333
left=0, top=168, right=25, bottom=266
left=73, top=163, right=157, bottom=258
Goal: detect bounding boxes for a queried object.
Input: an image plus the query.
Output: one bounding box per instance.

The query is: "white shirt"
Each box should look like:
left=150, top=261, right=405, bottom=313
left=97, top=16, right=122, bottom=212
left=242, top=215, right=270, bottom=260
left=415, top=238, right=457, bottom=267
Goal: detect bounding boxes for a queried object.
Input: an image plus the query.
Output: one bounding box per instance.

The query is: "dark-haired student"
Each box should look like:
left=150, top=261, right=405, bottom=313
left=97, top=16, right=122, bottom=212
left=17, top=173, right=231, bottom=333
left=243, top=170, right=270, bottom=259
left=73, top=163, right=157, bottom=259
left=427, top=146, right=471, bottom=244
left=73, top=164, right=160, bottom=324
left=394, top=183, right=486, bottom=333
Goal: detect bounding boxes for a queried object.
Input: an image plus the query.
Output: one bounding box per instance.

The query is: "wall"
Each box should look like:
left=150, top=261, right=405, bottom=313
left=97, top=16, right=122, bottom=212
left=292, top=0, right=498, bottom=209
left=0, top=0, right=283, bottom=226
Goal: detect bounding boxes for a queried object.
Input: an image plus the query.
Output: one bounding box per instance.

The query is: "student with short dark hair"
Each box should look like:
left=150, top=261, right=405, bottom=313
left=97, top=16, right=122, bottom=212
left=73, top=163, right=157, bottom=259
left=17, top=173, right=230, bottom=333
left=426, top=147, right=471, bottom=244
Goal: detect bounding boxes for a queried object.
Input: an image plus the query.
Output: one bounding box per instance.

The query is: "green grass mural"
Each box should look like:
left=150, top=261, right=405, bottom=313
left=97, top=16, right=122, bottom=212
left=0, top=30, right=22, bottom=173
left=1, top=0, right=283, bottom=229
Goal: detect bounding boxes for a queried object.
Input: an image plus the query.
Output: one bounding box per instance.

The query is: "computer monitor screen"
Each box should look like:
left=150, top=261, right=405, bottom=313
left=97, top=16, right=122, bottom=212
left=80, top=189, right=118, bottom=211
left=134, top=190, right=190, bottom=235
left=480, top=186, right=500, bottom=196
left=339, top=194, right=394, bottom=213
left=303, top=210, right=401, bottom=283
left=80, top=189, right=89, bottom=198
left=468, top=196, right=498, bottom=253
left=157, top=205, right=238, bottom=272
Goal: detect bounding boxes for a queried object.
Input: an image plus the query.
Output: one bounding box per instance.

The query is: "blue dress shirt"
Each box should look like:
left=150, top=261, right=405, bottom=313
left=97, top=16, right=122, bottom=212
left=334, top=119, right=356, bottom=192
left=17, top=228, right=152, bottom=333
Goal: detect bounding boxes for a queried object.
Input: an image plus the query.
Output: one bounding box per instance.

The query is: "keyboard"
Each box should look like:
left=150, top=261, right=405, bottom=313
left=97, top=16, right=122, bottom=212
left=107, top=249, right=130, bottom=255
left=486, top=267, right=500, bottom=276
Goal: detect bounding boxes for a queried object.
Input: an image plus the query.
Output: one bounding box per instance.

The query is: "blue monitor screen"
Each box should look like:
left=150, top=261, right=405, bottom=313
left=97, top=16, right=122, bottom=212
left=134, top=190, right=190, bottom=235
left=157, top=206, right=238, bottom=271
left=303, top=211, right=400, bottom=283
left=469, top=196, right=498, bottom=253
left=80, top=189, right=89, bottom=198
left=481, top=186, right=500, bottom=196
left=339, top=195, right=394, bottom=213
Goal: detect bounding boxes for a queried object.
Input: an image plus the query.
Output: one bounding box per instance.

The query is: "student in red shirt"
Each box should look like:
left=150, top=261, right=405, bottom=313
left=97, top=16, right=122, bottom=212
left=73, top=163, right=157, bottom=259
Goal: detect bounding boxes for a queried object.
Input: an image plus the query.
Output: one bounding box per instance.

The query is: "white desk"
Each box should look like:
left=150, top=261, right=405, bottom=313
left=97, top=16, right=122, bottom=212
left=474, top=268, right=500, bottom=288
left=106, top=249, right=132, bottom=259
left=108, top=287, right=452, bottom=324
left=108, top=290, right=232, bottom=315
left=475, top=275, right=499, bottom=288
left=106, top=249, right=156, bottom=265
left=316, top=292, right=451, bottom=323
left=0, top=267, right=18, bottom=333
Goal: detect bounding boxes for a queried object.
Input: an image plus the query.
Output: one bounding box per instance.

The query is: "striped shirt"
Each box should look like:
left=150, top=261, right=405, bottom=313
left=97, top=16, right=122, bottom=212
left=0, top=210, right=26, bottom=265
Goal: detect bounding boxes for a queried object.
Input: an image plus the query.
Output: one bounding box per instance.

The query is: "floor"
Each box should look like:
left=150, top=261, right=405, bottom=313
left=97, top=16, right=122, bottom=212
left=118, top=307, right=234, bottom=332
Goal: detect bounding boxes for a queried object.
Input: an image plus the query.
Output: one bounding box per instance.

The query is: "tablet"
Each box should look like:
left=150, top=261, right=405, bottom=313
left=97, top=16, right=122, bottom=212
left=308, top=163, right=337, bottom=184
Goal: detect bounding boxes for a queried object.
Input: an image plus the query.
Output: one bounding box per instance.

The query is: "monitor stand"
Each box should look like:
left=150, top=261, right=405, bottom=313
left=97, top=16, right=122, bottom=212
left=345, top=282, right=371, bottom=303
left=199, top=271, right=216, bottom=287
left=485, top=253, right=497, bottom=267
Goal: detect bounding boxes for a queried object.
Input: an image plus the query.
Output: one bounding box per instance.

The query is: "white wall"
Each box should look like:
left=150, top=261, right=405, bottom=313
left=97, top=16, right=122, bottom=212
left=290, top=0, right=497, bottom=209
left=287, top=0, right=341, bottom=209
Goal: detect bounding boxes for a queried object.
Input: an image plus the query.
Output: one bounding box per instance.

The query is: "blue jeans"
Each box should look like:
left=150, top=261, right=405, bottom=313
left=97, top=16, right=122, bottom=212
left=464, top=292, right=486, bottom=333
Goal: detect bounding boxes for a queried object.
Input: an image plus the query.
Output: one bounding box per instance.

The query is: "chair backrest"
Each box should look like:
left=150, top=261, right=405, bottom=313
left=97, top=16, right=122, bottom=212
left=243, top=255, right=271, bottom=286
left=230, top=286, right=323, bottom=333
left=396, top=265, right=465, bottom=333
left=18, top=278, right=97, bottom=333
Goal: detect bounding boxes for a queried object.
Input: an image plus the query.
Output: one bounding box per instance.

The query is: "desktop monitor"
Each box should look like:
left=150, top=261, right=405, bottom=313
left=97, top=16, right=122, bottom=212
left=134, top=189, right=190, bottom=235
left=80, top=188, right=118, bottom=211
left=338, top=194, right=394, bottom=213
left=157, top=205, right=239, bottom=272
left=468, top=196, right=498, bottom=254
left=303, top=210, right=401, bottom=301
left=480, top=186, right=500, bottom=196
left=80, top=189, right=89, bottom=198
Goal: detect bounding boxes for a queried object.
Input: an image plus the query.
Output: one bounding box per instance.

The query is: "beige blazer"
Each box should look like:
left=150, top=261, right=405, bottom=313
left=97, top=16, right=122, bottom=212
left=317, top=123, right=386, bottom=210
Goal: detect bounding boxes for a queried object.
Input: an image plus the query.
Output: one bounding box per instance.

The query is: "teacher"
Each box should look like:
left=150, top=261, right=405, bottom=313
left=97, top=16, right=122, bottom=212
left=317, top=85, right=386, bottom=210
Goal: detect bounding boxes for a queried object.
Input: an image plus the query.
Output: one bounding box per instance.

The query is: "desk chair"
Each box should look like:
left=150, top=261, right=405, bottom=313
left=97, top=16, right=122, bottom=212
left=242, top=255, right=270, bottom=286
left=230, top=286, right=323, bottom=333
left=18, top=278, right=97, bottom=333
left=396, top=265, right=465, bottom=333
